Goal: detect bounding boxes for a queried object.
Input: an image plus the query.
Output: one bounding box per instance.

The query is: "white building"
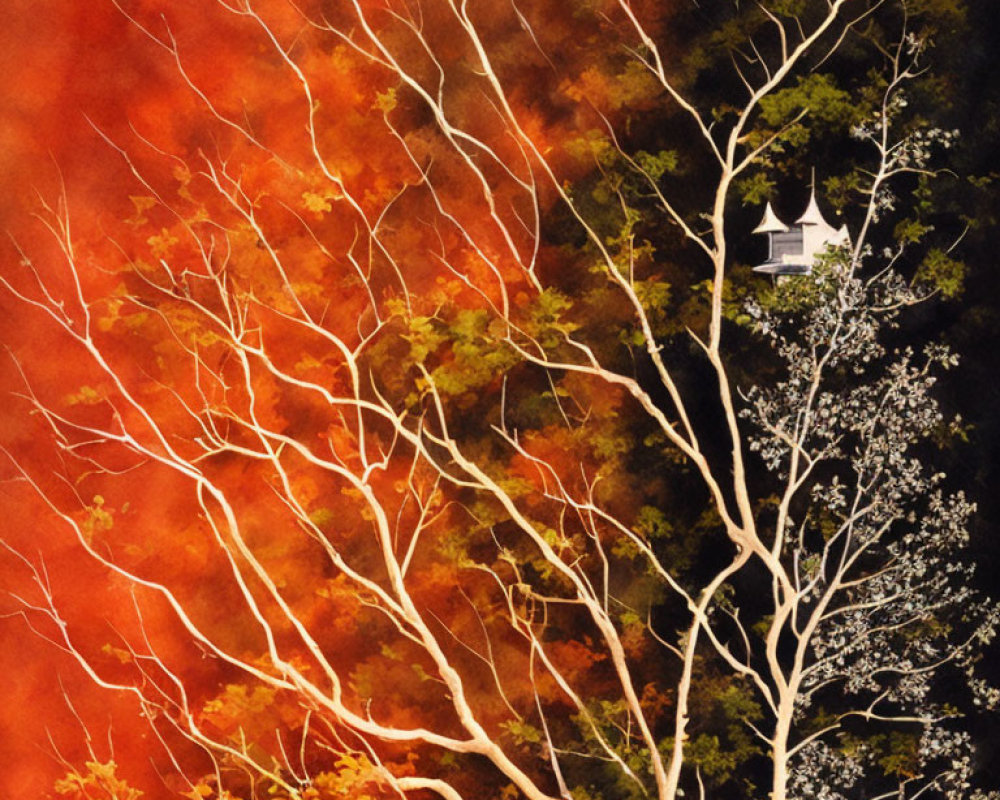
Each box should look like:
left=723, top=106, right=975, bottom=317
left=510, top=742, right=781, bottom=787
left=752, top=189, right=850, bottom=276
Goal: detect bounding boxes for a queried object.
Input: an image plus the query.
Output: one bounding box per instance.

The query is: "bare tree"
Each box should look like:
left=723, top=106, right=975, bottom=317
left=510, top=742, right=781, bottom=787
left=1, top=1, right=995, bottom=799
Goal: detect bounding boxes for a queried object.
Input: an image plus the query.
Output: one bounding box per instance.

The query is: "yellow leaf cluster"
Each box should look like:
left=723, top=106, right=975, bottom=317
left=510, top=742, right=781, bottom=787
left=147, top=228, right=179, bottom=259
left=54, top=760, right=142, bottom=800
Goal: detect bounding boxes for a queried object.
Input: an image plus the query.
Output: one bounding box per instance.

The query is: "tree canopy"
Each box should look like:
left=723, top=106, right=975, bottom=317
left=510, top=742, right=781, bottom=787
left=1, top=1, right=998, bottom=799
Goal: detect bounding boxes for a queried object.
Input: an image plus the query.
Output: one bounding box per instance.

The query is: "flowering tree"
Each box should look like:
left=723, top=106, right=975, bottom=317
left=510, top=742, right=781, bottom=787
left=1, top=1, right=995, bottom=799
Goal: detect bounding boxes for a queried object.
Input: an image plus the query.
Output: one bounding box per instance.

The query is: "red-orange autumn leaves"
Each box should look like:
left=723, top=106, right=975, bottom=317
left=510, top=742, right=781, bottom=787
left=0, top=1, right=677, bottom=797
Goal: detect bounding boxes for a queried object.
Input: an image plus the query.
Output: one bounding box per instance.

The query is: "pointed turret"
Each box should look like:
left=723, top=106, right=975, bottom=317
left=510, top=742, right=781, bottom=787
left=753, top=202, right=789, bottom=234
left=795, top=188, right=828, bottom=226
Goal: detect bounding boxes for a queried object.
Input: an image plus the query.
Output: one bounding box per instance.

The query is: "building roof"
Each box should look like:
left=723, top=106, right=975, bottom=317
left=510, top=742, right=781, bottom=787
left=795, top=189, right=829, bottom=226
left=752, top=202, right=789, bottom=234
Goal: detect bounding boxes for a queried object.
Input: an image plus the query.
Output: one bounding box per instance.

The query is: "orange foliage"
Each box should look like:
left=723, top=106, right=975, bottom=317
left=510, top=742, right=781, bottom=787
left=0, top=0, right=674, bottom=797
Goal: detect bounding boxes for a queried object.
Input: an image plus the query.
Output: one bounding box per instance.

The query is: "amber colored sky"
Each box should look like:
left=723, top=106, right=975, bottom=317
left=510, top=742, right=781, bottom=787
left=2, top=1, right=135, bottom=213
left=0, top=3, right=182, bottom=793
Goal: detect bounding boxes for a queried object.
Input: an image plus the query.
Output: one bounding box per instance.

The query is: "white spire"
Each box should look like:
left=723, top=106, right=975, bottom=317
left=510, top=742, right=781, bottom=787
left=753, top=202, right=789, bottom=234
left=795, top=188, right=829, bottom=226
